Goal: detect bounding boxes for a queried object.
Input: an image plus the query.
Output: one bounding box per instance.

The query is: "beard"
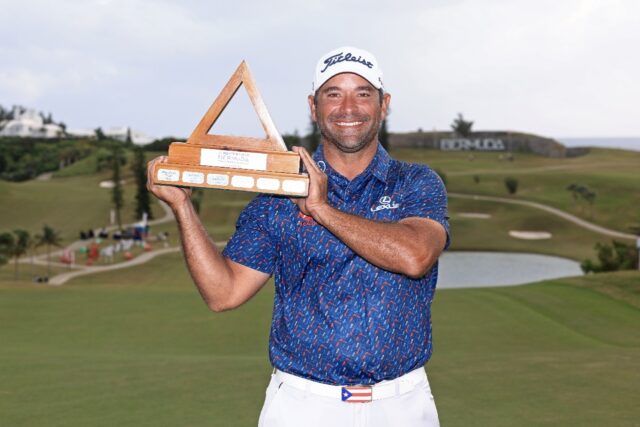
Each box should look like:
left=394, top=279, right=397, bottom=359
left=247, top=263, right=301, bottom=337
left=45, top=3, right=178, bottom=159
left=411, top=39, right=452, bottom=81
left=317, top=111, right=381, bottom=154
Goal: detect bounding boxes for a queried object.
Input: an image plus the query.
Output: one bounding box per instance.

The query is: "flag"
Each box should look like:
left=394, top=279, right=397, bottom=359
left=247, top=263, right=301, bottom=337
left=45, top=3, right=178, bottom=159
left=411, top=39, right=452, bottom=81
left=341, top=386, right=372, bottom=403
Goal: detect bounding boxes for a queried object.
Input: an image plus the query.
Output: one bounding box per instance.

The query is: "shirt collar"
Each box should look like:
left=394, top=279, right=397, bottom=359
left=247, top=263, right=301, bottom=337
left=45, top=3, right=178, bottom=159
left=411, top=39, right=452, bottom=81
left=311, top=142, right=391, bottom=184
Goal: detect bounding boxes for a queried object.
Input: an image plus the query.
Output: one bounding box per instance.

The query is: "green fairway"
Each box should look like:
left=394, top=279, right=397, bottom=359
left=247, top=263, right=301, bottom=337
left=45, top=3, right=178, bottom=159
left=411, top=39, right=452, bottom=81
left=1, top=253, right=639, bottom=426
left=447, top=197, right=610, bottom=261
left=0, top=172, right=164, bottom=240
left=1, top=146, right=637, bottom=270
left=394, top=147, right=640, bottom=233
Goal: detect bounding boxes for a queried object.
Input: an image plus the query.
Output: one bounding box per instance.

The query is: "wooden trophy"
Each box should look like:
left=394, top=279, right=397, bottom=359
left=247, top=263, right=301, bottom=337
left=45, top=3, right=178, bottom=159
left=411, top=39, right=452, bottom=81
left=151, top=61, right=309, bottom=196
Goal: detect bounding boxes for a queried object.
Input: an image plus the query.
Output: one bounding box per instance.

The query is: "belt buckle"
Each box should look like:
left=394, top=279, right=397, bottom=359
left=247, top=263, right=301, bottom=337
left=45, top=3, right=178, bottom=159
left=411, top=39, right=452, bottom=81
left=341, top=385, right=373, bottom=403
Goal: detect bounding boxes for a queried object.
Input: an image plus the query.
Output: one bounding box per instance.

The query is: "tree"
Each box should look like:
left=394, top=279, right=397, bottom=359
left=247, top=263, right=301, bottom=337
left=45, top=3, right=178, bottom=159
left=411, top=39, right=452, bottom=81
left=504, top=177, right=519, bottom=195
left=451, top=113, right=474, bottom=137
left=0, top=232, right=13, bottom=268
left=95, top=127, right=106, bottom=141
left=126, top=127, right=133, bottom=144
left=305, top=116, right=320, bottom=153
left=191, top=188, right=204, bottom=214
left=132, top=146, right=152, bottom=220
left=282, top=130, right=302, bottom=150
left=566, top=183, right=597, bottom=215
left=10, top=229, right=30, bottom=279
left=111, top=145, right=124, bottom=229
left=379, top=118, right=390, bottom=151
left=36, top=225, right=63, bottom=277
left=581, top=240, right=638, bottom=273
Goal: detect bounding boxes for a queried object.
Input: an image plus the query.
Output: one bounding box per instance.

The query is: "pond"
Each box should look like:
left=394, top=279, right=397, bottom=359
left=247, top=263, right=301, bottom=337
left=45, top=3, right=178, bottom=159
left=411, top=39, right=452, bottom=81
left=437, top=251, right=583, bottom=289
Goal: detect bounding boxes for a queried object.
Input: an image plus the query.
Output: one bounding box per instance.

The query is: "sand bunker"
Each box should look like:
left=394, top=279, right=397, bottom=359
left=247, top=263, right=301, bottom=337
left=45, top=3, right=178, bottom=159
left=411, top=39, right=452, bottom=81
left=458, top=212, right=492, bottom=219
left=509, top=230, right=552, bottom=240
left=99, top=180, right=125, bottom=188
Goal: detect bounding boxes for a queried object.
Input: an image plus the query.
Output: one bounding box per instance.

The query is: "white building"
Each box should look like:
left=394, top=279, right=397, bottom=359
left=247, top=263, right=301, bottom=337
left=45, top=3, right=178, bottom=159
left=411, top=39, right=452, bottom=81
left=0, top=107, right=64, bottom=138
left=104, top=126, right=154, bottom=145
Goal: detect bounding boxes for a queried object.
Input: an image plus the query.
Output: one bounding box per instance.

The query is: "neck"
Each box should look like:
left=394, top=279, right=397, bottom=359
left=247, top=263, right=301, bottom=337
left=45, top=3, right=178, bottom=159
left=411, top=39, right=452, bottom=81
left=322, top=139, right=379, bottom=181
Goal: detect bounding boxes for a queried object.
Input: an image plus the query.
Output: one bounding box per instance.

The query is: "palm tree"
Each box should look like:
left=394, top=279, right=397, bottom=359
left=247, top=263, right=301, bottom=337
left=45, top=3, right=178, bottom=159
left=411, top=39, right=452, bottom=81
left=36, top=225, right=63, bottom=278
left=0, top=232, right=13, bottom=268
left=11, top=229, right=30, bottom=279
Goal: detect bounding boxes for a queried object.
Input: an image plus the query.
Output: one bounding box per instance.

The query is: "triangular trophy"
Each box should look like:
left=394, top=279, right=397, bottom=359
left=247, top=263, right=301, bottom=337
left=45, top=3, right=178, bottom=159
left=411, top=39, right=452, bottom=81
left=151, top=61, right=309, bottom=196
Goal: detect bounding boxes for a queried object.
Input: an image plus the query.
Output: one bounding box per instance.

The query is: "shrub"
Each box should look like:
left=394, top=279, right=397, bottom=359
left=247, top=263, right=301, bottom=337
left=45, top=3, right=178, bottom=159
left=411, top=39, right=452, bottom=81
left=581, top=240, right=639, bottom=273
left=504, top=177, right=518, bottom=194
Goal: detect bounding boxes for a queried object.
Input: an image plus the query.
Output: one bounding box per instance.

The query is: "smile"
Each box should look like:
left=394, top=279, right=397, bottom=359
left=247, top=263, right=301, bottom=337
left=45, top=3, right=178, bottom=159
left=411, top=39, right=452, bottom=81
left=335, top=121, right=364, bottom=127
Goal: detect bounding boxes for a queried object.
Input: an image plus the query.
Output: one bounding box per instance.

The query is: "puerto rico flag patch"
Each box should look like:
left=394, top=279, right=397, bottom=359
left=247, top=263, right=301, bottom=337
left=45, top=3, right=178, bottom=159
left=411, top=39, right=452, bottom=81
left=341, top=386, right=372, bottom=403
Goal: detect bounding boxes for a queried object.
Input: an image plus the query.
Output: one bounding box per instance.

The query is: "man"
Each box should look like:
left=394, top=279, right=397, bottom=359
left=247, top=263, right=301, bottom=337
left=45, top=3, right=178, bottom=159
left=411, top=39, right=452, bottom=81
left=147, top=46, right=449, bottom=427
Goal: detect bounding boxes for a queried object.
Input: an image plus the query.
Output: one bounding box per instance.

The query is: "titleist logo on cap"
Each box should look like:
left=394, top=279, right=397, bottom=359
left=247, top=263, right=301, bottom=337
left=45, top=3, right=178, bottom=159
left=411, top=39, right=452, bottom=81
left=320, top=52, right=374, bottom=73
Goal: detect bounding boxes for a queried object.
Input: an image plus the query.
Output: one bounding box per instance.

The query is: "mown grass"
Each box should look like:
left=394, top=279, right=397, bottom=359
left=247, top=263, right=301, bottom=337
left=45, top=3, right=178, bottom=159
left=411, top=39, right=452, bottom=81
left=447, top=197, right=611, bottom=261
left=1, top=146, right=636, bottom=269
left=1, top=253, right=638, bottom=426
left=0, top=166, right=163, bottom=239
left=393, top=147, right=640, bottom=233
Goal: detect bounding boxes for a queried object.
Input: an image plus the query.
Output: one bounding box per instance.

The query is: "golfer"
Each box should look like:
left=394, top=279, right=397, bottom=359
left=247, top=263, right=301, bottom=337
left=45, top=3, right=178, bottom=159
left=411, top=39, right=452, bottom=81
left=148, top=46, right=449, bottom=427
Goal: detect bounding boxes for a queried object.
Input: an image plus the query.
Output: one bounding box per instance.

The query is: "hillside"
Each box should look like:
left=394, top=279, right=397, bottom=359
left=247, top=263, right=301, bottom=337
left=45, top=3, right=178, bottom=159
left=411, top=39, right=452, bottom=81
left=393, top=147, right=640, bottom=234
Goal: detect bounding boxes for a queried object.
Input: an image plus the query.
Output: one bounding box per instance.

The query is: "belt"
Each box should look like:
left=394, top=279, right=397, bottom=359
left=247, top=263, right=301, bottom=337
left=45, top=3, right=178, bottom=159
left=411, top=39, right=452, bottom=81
left=273, top=367, right=427, bottom=403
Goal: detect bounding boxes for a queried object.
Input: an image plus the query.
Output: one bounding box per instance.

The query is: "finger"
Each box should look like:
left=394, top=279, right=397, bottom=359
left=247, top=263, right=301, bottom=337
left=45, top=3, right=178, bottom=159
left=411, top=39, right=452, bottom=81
left=297, top=148, right=317, bottom=176
left=298, top=147, right=322, bottom=176
left=292, top=146, right=318, bottom=174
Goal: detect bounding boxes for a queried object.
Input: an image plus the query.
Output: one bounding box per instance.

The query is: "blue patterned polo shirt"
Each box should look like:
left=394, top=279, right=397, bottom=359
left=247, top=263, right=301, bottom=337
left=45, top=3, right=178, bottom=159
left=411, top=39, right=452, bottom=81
left=223, top=143, right=450, bottom=385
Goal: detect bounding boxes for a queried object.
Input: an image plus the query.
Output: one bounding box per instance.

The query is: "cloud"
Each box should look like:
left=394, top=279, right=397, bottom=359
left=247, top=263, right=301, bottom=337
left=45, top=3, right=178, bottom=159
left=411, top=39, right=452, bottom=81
left=1, top=0, right=639, bottom=137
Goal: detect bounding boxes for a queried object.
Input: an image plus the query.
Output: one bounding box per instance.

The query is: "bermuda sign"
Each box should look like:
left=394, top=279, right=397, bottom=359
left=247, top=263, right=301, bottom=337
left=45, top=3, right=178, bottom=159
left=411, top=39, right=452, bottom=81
left=440, top=138, right=505, bottom=151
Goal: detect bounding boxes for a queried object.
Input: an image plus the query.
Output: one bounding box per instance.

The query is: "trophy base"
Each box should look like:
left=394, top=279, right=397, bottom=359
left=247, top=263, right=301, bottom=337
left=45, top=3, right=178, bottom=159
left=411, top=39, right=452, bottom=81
left=152, top=162, right=309, bottom=197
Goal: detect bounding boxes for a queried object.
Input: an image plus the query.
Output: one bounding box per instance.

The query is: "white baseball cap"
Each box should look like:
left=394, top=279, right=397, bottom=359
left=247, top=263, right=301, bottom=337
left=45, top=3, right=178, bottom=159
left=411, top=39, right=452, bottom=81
left=312, top=46, right=384, bottom=94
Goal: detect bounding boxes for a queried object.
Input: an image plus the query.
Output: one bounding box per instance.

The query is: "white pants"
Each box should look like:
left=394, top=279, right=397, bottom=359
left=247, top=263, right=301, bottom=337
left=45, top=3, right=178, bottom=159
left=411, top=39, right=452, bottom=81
left=258, top=368, right=440, bottom=427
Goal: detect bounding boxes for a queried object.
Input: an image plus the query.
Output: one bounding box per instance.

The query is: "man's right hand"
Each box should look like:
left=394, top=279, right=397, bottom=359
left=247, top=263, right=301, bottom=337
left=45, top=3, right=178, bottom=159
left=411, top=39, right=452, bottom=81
left=146, top=156, right=192, bottom=210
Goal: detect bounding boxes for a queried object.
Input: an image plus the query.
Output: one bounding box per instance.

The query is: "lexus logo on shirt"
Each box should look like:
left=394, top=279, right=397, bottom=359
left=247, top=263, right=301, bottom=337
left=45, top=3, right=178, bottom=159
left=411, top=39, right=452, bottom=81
left=371, top=195, right=400, bottom=212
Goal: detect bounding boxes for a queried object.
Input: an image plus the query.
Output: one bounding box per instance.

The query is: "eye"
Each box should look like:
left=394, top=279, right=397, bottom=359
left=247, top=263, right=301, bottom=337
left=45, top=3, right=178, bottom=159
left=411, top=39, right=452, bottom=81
left=358, top=91, right=371, bottom=97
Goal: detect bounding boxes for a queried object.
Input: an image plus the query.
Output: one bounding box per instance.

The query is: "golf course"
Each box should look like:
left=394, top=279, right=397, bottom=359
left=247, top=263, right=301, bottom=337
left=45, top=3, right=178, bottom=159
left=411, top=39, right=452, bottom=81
left=1, top=146, right=639, bottom=426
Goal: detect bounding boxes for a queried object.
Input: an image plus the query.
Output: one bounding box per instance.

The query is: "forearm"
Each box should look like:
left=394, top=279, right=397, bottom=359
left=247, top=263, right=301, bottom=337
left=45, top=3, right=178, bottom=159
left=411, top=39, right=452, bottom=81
left=312, top=204, right=445, bottom=278
left=172, top=200, right=235, bottom=310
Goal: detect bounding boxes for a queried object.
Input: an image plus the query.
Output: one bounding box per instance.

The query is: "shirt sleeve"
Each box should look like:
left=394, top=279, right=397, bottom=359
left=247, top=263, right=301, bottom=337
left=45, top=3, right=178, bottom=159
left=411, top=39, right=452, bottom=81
left=222, top=196, right=277, bottom=274
left=399, top=165, right=451, bottom=250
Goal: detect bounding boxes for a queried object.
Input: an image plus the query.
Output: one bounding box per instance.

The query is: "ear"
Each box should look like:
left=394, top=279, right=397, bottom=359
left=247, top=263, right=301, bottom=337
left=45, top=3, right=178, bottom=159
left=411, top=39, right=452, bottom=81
left=308, top=95, right=317, bottom=122
left=380, top=92, right=391, bottom=121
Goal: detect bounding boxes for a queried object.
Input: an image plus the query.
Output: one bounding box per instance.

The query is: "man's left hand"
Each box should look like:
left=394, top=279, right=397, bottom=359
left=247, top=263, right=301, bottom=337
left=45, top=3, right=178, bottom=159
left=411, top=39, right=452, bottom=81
left=291, top=146, right=329, bottom=219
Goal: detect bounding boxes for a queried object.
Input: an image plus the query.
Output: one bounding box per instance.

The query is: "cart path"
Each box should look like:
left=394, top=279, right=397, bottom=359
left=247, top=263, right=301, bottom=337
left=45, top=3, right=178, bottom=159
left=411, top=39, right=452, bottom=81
left=47, top=246, right=182, bottom=285
left=24, top=200, right=175, bottom=263
left=449, top=193, right=636, bottom=240
left=45, top=240, right=229, bottom=285
left=446, top=160, right=638, bottom=176
left=22, top=200, right=179, bottom=285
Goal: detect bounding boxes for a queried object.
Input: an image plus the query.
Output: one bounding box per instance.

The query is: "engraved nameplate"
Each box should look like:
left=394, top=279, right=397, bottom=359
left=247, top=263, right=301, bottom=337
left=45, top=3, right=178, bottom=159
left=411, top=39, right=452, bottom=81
left=231, top=175, right=255, bottom=188
left=182, top=171, right=205, bottom=184
left=207, top=173, right=229, bottom=186
left=157, top=169, right=180, bottom=182
left=282, top=180, right=306, bottom=194
left=200, top=148, right=267, bottom=171
left=257, top=177, right=280, bottom=191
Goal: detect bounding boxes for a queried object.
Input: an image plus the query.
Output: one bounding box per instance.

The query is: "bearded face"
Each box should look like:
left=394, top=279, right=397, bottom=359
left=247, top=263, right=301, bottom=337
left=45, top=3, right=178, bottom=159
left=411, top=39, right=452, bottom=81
left=311, top=73, right=389, bottom=154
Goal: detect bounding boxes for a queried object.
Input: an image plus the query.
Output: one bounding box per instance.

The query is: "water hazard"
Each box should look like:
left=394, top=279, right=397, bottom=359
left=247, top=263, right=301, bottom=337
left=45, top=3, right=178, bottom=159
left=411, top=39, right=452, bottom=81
left=437, top=251, right=583, bottom=289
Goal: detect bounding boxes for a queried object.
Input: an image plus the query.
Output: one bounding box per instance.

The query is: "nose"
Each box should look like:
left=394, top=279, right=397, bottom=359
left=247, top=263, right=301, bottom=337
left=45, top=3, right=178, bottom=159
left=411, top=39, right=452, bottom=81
left=338, top=93, right=357, bottom=115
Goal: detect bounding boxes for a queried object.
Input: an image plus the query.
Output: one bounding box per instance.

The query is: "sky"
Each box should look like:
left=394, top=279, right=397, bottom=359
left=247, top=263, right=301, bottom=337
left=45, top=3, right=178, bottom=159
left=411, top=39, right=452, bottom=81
left=1, top=0, right=639, bottom=142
